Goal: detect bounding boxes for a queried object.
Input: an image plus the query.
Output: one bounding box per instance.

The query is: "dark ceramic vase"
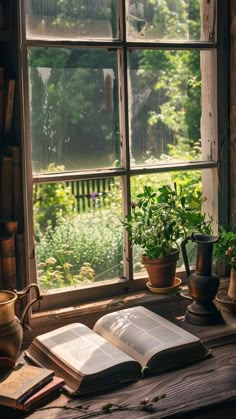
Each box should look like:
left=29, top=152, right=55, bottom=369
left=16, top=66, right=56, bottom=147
left=181, top=233, right=224, bottom=325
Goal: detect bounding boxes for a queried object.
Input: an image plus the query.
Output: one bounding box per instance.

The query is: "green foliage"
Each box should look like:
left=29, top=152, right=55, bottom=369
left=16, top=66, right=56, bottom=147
left=171, top=168, right=202, bottom=196
left=146, top=49, right=201, bottom=152
left=35, top=171, right=209, bottom=287
left=214, top=228, right=236, bottom=269
left=29, top=47, right=119, bottom=171
left=38, top=254, right=95, bottom=289
left=130, top=170, right=203, bottom=206
left=29, top=0, right=211, bottom=286
left=29, top=1, right=202, bottom=171
left=123, top=183, right=212, bottom=259
left=34, top=164, right=76, bottom=231
left=54, top=0, right=113, bottom=26
left=36, top=209, right=123, bottom=288
left=147, top=0, right=200, bottom=40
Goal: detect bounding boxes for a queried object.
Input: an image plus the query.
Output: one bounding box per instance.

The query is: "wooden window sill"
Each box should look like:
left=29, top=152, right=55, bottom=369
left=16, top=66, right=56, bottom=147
left=23, top=278, right=231, bottom=348
left=23, top=289, right=180, bottom=347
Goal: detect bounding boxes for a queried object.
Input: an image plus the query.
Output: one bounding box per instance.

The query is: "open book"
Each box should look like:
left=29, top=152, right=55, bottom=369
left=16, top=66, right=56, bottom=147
left=25, top=306, right=210, bottom=395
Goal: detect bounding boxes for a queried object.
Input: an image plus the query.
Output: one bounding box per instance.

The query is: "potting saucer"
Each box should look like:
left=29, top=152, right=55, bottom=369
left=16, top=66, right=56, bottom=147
left=216, top=291, right=236, bottom=313
left=146, top=277, right=182, bottom=294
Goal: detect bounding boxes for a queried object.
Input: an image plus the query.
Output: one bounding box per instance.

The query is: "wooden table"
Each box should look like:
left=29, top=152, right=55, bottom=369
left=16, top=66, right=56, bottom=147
left=2, top=294, right=236, bottom=418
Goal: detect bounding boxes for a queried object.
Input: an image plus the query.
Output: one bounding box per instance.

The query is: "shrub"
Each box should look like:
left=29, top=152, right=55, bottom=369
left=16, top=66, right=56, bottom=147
left=34, top=164, right=76, bottom=232
left=36, top=210, right=123, bottom=288
left=35, top=171, right=206, bottom=288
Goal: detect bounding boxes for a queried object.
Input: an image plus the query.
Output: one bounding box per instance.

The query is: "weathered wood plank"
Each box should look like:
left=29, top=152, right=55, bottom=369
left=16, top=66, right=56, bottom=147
left=231, top=0, right=236, bottom=224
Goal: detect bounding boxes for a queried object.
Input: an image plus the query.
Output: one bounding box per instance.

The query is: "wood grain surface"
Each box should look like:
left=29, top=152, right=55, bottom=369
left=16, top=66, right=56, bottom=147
left=2, top=296, right=236, bottom=419
left=1, top=342, right=236, bottom=419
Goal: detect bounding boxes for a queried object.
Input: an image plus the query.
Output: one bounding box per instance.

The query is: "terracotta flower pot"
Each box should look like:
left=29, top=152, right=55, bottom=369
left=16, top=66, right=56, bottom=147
left=227, top=267, right=236, bottom=301
left=142, top=250, right=179, bottom=288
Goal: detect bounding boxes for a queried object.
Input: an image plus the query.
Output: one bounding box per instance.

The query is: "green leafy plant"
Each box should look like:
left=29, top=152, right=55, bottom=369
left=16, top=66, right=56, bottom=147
left=36, top=209, right=123, bottom=288
left=123, top=183, right=212, bottom=260
left=214, top=229, right=236, bottom=270
left=34, top=164, right=76, bottom=232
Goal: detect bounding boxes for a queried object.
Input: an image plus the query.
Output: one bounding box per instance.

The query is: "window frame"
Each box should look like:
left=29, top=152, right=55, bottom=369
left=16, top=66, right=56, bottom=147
left=18, top=1, right=229, bottom=314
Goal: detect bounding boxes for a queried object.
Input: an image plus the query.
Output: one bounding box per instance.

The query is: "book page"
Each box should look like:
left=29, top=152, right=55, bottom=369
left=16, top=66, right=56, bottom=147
left=93, top=306, right=199, bottom=367
left=36, top=323, right=140, bottom=376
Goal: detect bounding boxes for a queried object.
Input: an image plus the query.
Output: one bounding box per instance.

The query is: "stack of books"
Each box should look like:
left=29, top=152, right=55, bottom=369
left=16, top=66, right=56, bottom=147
left=0, top=362, right=64, bottom=411
left=0, top=64, right=25, bottom=292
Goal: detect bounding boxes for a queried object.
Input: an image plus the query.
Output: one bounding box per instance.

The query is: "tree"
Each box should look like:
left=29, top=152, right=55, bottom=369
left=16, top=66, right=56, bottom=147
left=128, top=0, right=201, bottom=163
left=29, top=0, right=201, bottom=171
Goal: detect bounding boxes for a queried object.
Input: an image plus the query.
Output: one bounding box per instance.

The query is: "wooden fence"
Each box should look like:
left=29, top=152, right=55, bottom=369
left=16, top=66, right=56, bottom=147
left=34, top=178, right=115, bottom=213
left=67, top=178, right=115, bottom=212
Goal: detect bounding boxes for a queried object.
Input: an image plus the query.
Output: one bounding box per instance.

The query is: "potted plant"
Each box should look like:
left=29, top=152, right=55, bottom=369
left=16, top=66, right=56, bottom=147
left=123, top=183, right=212, bottom=288
left=214, top=229, right=236, bottom=300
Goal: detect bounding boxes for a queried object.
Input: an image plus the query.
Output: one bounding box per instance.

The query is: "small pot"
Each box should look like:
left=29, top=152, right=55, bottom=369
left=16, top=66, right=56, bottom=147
left=227, top=267, right=236, bottom=300
left=142, top=250, right=179, bottom=288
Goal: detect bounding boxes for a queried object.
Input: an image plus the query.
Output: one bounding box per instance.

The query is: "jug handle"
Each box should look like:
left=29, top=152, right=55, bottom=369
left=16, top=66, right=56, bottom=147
left=181, top=235, right=193, bottom=278
left=15, top=284, right=42, bottom=330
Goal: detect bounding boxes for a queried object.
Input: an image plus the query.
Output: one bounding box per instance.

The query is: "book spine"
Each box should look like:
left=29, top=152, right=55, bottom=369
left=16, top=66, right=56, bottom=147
left=16, top=371, right=54, bottom=407
left=14, top=233, right=27, bottom=318
left=0, top=235, right=17, bottom=289
left=4, top=79, right=15, bottom=135
left=0, top=67, right=4, bottom=140
left=8, top=145, right=23, bottom=231
left=20, top=377, right=64, bottom=411
left=0, top=154, right=13, bottom=219
left=15, top=233, right=27, bottom=289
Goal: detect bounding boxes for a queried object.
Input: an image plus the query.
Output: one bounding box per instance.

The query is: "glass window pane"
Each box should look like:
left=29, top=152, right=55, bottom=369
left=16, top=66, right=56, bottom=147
left=127, top=0, right=214, bottom=41
left=29, top=48, right=120, bottom=173
left=130, top=170, right=211, bottom=277
left=34, top=177, right=123, bottom=290
left=128, top=49, right=213, bottom=167
left=25, top=0, right=118, bottom=40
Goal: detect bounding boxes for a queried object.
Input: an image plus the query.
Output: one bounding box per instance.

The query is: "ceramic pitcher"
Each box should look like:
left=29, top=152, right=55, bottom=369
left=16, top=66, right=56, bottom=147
left=0, top=284, right=41, bottom=361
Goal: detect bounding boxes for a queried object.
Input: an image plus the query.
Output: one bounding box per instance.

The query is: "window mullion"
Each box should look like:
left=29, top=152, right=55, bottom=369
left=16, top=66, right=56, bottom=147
left=19, top=0, right=38, bottom=288
left=217, top=0, right=230, bottom=227
left=117, top=0, right=124, bottom=40
left=118, top=0, right=133, bottom=280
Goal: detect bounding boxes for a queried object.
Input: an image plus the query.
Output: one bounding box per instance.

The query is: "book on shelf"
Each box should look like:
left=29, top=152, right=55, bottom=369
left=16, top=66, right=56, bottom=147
left=0, top=363, right=55, bottom=409
left=25, top=306, right=210, bottom=396
left=0, top=153, right=12, bottom=219
left=15, top=233, right=27, bottom=319
left=15, top=233, right=27, bottom=289
left=0, top=67, right=3, bottom=138
left=8, top=145, right=23, bottom=230
left=0, top=234, right=16, bottom=289
left=4, top=78, right=15, bottom=136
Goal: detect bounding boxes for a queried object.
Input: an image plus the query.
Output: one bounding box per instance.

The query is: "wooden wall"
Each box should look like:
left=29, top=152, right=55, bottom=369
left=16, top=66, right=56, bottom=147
left=231, top=1, right=236, bottom=224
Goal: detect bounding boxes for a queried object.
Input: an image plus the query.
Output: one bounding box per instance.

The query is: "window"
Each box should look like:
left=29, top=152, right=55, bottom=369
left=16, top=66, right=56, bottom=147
left=20, top=1, right=227, bottom=311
